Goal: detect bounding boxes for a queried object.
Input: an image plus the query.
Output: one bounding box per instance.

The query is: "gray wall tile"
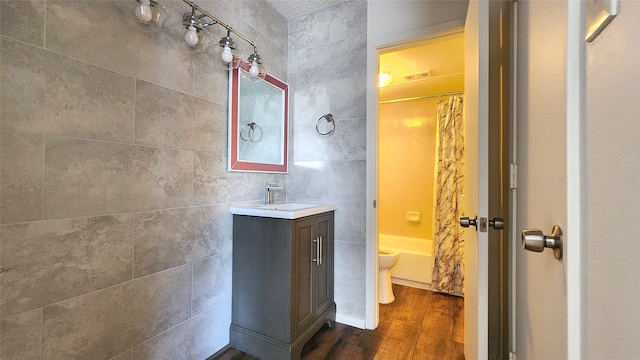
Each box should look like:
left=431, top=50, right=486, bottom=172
left=328, top=160, right=366, bottom=201
left=0, top=0, right=45, bottom=46
left=42, top=265, right=192, bottom=360
left=334, top=241, right=365, bottom=286
left=46, top=0, right=194, bottom=94
left=192, top=252, right=233, bottom=315
left=330, top=76, right=367, bottom=119
left=333, top=200, right=366, bottom=244
left=44, top=137, right=193, bottom=219
left=135, top=81, right=227, bottom=153
left=130, top=302, right=231, bottom=360
left=285, top=162, right=330, bottom=201
left=291, top=83, right=330, bottom=125
left=333, top=283, right=366, bottom=319
left=133, top=206, right=232, bottom=277
left=288, top=10, right=330, bottom=52
left=0, top=308, right=43, bottom=360
left=1, top=215, right=134, bottom=318
left=110, top=350, right=132, bottom=360
left=294, top=33, right=366, bottom=87
left=1, top=132, right=44, bottom=224
left=0, top=39, right=136, bottom=142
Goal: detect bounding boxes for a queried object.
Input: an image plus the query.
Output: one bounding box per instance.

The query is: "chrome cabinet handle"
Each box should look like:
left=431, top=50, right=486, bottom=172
left=318, top=236, right=323, bottom=266
left=521, top=225, right=563, bottom=260
left=313, top=236, right=322, bottom=265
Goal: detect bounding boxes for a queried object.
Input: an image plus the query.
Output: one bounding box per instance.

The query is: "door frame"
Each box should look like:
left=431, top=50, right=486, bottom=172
left=365, top=19, right=466, bottom=329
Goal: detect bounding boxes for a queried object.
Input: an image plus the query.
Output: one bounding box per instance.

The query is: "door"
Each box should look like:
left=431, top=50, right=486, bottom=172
left=464, top=0, right=512, bottom=358
left=515, top=1, right=569, bottom=358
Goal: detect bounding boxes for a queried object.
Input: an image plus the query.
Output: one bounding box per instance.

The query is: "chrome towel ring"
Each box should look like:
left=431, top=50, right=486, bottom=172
left=240, top=122, right=262, bottom=142
left=316, top=114, right=335, bottom=136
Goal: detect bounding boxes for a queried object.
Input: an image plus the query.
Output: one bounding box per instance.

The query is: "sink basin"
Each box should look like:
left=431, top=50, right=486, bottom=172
left=230, top=202, right=337, bottom=219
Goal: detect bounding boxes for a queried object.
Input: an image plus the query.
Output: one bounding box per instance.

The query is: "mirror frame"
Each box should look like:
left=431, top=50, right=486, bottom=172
left=228, top=63, right=289, bottom=173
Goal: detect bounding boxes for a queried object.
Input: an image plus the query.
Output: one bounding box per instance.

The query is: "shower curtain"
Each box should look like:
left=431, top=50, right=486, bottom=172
left=431, top=95, right=465, bottom=294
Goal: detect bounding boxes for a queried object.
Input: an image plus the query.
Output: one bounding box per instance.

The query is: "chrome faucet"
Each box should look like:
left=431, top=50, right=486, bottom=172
left=264, top=183, right=283, bottom=204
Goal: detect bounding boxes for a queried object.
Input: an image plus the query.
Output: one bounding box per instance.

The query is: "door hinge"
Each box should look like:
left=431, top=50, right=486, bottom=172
left=510, top=164, right=518, bottom=189
left=509, top=352, right=517, bottom=360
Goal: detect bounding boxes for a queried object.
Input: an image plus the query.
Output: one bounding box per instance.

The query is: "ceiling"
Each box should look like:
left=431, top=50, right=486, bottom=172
left=379, top=32, right=465, bottom=102
left=265, top=0, right=345, bottom=20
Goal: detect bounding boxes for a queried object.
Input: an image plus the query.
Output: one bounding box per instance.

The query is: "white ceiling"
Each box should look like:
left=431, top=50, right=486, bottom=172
left=379, top=32, right=465, bottom=102
left=265, top=0, right=346, bottom=20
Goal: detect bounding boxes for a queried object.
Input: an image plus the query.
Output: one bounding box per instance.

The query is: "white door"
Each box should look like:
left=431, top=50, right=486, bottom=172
left=464, top=0, right=513, bottom=358
left=515, top=0, right=571, bottom=358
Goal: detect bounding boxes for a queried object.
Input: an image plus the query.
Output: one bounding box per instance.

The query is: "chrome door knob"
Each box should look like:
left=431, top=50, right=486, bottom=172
left=489, top=218, right=505, bottom=230
left=459, top=216, right=477, bottom=229
left=521, top=225, right=563, bottom=260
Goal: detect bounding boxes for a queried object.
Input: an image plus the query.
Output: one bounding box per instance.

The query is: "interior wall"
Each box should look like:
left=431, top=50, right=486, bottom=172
left=0, top=0, right=287, bottom=358
left=378, top=99, right=437, bottom=240
left=285, top=0, right=368, bottom=324
left=586, top=1, right=640, bottom=357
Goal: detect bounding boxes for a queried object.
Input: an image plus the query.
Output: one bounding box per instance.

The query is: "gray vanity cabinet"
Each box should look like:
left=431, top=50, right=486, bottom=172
left=230, top=211, right=336, bottom=360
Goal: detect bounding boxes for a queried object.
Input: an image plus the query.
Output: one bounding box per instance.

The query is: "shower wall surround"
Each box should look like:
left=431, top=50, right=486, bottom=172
left=0, top=0, right=287, bottom=358
left=286, top=1, right=368, bottom=322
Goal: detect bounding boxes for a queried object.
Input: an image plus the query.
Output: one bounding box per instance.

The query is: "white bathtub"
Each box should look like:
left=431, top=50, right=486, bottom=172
left=379, top=234, right=433, bottom=290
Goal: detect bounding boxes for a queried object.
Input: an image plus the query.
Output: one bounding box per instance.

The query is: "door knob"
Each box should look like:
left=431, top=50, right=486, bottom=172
left=460, top=216, right=504, bottom=232
left=489, top=218, right=505, bottom=230
left=459, top=216, right=477, bottom=229
left=521, top=225, right=563, bottom=260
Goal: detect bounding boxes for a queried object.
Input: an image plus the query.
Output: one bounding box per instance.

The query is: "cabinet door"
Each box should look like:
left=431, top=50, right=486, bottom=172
left=314, top=213, right=334, bottom=316
left=291, top=217, right=315, bottom=336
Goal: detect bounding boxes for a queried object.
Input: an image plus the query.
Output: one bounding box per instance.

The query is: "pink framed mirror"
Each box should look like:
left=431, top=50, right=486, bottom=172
left=228, top=63, right=288, bottom=173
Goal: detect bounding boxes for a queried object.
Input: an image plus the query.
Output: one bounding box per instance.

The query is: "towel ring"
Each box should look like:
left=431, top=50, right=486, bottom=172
left=240, top=122, right=262, bottom=142
left=316, top=114, right=335, bottom=136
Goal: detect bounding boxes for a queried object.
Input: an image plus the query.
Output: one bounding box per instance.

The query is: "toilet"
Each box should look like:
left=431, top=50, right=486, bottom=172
left=378, top=247, right=400, bottom=304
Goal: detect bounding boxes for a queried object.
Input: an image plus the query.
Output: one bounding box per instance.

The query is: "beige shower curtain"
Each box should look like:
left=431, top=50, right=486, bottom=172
left=431, top=95, right=465, bottom=294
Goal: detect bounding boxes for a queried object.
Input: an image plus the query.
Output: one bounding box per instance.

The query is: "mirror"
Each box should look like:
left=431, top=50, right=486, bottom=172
left=228, top=63, right=289, bottom=173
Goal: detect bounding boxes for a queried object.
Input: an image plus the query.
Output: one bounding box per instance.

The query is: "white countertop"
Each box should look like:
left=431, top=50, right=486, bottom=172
left=230, top=202, right=337, bottom=219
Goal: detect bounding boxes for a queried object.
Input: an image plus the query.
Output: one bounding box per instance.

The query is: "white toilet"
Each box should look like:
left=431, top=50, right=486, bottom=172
left=378, top=247, right=400, bottom=304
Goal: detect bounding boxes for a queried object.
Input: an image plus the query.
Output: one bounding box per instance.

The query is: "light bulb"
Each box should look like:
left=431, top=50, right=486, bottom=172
left=249, top=60, right=259, bottom=77
left=135, top=0, right=153, bottom=22
left=184, top=25, right=199, bottom=46
left=221, top=45, right=233, bottom=63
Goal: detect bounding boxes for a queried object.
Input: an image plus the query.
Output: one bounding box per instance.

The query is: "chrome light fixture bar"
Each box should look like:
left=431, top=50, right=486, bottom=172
left=180, top=0, right=266, bottom=75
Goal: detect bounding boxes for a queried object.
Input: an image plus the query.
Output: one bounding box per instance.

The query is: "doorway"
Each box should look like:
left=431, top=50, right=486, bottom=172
left=377, top=31, right=465, bottom=293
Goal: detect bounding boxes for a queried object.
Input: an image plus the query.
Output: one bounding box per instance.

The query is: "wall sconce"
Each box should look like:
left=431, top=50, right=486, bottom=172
left=133, top=0, right=170, bottom=31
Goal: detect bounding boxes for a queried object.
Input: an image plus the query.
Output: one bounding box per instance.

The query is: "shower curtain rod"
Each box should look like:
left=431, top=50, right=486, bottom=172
left=379, top=91, right=464, bottom=104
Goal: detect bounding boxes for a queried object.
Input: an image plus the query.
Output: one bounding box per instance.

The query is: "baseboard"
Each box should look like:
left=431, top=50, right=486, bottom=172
left=391, top=277, right=430, bottom=290
left=336, top=314, right=365, bottom=329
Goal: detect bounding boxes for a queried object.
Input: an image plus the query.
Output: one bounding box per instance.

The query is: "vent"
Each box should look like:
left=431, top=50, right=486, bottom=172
left=403, top=71, right=432, bottom=81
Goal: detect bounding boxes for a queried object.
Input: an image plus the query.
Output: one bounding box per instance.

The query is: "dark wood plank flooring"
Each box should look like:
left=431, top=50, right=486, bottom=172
left=210, top=284, right=464, bottom=360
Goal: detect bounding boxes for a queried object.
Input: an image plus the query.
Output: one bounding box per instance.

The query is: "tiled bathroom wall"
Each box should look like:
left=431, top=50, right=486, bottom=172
left=378, top=99, right=438, bottom=240
left=286, top=0, right=368, bottom=321
left=0, top=0, right=287, bottom=358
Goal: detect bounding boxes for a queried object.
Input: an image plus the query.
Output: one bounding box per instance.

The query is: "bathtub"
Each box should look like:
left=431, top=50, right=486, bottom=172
left=379, top=234, right=433, bottom=290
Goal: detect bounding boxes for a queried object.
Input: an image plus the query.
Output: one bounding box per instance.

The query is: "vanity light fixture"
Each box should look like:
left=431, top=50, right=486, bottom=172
left=181, top=4, right=217, bottom=48
left=178, top=0, right=267, bottom=74
left=247, top=47, right=269, bottom=79
left=133, top=0, right=170, bottom=31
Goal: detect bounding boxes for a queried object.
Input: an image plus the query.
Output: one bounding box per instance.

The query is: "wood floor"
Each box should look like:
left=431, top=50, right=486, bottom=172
left=211, top=284, right=464, bottom=360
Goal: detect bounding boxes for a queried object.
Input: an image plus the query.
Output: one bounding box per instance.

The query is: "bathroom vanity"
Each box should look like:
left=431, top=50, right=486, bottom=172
left=229, top=203, right=337, bottom=360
